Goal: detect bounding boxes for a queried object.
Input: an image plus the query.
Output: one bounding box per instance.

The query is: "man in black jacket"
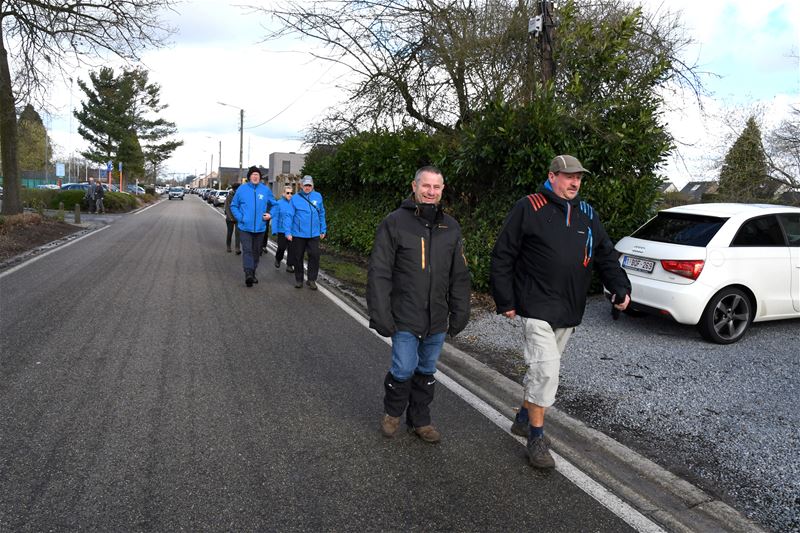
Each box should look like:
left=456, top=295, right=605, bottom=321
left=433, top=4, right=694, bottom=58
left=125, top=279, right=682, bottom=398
left=367, top=166, right=471, bottom=443
left=490, top=154, right=631, bottom=469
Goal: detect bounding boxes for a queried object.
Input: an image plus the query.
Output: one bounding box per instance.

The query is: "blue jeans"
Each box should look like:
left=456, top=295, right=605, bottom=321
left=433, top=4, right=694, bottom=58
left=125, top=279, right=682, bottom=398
left=389, top=331, right=446, bottom=381
left=239, top=231, right=265, bottom=273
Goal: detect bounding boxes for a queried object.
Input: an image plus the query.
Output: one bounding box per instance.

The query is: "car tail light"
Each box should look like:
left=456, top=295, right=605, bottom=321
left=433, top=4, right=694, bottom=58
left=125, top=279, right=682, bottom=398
left=660, top=259, right=705, bottom=280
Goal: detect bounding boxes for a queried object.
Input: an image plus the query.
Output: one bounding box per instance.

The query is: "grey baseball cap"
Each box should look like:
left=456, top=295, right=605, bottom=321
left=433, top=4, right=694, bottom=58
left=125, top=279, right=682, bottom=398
left=301, top=175, right=314, bottom=186
left=549, top=154, right=589, bottom=174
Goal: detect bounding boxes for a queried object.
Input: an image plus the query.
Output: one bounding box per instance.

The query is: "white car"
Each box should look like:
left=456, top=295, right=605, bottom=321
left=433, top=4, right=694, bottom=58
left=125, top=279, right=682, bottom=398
left=614, top=203, right=800, bottom=344
left=213, top=190, right=229, bottom=206
left=168, top=187, right=185, bottom=200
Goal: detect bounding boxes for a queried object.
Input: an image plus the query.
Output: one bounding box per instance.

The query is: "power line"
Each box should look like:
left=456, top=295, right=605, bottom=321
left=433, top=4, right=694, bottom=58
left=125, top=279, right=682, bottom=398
left=244, top=63, right=338, bottom=130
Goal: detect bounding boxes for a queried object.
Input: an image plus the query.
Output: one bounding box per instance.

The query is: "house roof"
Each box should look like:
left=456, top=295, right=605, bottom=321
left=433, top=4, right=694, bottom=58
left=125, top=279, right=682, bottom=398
left=679, top=181, right=719, bottom=200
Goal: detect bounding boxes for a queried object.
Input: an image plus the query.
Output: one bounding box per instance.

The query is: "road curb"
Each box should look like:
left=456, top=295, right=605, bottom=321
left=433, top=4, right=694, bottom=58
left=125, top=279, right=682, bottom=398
left=312, top=266, right=765, bottom=533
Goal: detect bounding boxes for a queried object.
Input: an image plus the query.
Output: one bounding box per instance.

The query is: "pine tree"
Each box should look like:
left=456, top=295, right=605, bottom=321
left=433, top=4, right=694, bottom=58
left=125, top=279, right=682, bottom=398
left=17, top=105, right=51, bottom=172
left=717, top=117, right=776, bottom=202
left=74, top=67, right=182, bottom=184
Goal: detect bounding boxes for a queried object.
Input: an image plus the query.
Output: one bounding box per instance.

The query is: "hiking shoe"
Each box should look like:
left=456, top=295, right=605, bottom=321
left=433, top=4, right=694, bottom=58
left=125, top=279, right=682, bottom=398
left=245, top=275, right=254, bottom=288
left=411, top=425, right=441, bottom=443
left=307, top=280, right=318, bottom=290
left=235, top=250, right=242, bottom=255
left=227, top=247, right=232, bottom=253
left=275, top=260, right=281, bottom=268
left=527, top=436, right=555, bottom=469
left=252, top=275, right=258, bottom=284
left=286, top=266, right=295, bottom=273
left=294, top=281, right=303, bottom=289
left=511, top=419, right=528, bottom=437
left=380, top=414, right=401, bottom=438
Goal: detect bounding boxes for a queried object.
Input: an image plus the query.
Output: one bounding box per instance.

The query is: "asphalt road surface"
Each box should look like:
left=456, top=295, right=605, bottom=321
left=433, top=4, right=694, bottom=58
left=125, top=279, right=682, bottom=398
left=0, top=197, right=636, bottom=531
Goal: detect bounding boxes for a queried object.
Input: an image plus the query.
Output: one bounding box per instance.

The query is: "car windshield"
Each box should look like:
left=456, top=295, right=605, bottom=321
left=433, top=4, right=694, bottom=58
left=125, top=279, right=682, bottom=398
left=632, top=212, right=728, bottom=247
left=170, top=188, right=182, bottom=192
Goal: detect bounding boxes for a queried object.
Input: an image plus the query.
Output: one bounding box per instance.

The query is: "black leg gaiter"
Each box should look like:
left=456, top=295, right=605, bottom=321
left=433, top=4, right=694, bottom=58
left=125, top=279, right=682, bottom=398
left=383, top=372, right=411, bottom=418
left=407, top=372, right=436, bottom=428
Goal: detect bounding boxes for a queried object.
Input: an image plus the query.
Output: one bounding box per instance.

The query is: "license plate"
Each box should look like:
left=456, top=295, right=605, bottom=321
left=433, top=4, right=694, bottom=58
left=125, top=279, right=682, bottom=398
left=622, top=255, right=655, bottom=273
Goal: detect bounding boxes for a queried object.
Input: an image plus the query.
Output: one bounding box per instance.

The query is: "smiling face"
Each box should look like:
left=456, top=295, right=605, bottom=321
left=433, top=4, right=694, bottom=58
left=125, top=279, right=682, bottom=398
left=548, top=171, right=582, bottom=200
left=412, top=170, right=444, bottom=204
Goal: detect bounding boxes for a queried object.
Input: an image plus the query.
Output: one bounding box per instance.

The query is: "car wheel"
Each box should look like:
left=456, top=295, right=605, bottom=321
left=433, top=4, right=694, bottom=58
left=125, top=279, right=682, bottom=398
left=697, top=287, right=753, bottom=344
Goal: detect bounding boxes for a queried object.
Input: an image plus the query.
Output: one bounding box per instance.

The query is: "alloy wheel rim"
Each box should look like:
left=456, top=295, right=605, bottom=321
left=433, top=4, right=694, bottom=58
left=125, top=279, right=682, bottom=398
left=712, top=294, right=749, bottom=340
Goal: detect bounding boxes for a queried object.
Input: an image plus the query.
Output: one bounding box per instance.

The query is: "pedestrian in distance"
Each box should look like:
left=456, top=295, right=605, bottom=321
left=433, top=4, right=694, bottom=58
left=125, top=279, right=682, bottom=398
left=284, top=175, right=326, bottom=290
left=270, top=185, right=296, bottom=273
left=230, top=166, right=279, bottom=287
left=224, top=182, right=241, bottom=254
left=489, top=154, right=631, bottom=469
left=84, top=177, right=96, bottom=213
left=94, top=181, right=105, bottom=214
left=367, top=166, right=471, bottom=443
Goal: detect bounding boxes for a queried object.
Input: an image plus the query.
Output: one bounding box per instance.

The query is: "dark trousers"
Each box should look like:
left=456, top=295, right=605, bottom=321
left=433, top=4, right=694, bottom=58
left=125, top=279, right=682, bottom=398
left=276, top=233, right=294, bottom=266
left=239, top=231, right=265, bottom=273
left=226, top=220, right=240, bottom=251
left=292, top=236, right=320, bottom=282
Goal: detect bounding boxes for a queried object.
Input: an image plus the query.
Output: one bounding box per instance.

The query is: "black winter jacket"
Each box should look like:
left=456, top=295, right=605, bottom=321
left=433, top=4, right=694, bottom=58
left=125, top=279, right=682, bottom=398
left=367, top=197, right=471, bottom=338
left=490, top=186, right=630, bottom=328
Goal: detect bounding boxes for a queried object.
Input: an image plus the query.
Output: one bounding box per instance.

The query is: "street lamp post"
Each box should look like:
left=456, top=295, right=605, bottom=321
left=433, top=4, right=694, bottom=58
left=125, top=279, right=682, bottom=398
left=217, top=101, right=244, bottom=182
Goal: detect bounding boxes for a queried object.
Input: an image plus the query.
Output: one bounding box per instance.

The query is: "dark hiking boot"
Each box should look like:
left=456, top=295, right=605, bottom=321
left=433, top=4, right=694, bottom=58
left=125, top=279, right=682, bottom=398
left=275, top=259, right=281, bottom=268
left=286, top=266, right=295, bottom=273
left=511, top=420, right=528, bottom=437
left=380, top=414, right=401, bottom=438
left=227, top=247, right=232, bottom=253
left=235, top=250, right=242, bottom=255
left=294, top=281, right=303, bottom=288
left=245, top=270, right=254, bottom=287
left=307, top=280, right=318, bottom=290
left=527, top=436, right=555, bottom=469
left=252, top=275, right=258, bottom=284
left=411, top=425, right=441, bottom=443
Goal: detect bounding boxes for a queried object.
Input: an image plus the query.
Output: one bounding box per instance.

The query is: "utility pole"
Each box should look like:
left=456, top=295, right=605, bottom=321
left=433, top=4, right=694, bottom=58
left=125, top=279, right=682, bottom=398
left=218, top=140, right=222, bottom=183
left=537, top=1, right=555, bottom=85
left=238, top=108, right=244, bottom=182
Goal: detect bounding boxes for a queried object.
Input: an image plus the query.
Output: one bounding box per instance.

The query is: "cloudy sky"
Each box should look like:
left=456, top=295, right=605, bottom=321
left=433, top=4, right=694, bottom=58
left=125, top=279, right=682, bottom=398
left=44, top=0, right=799, bottom=188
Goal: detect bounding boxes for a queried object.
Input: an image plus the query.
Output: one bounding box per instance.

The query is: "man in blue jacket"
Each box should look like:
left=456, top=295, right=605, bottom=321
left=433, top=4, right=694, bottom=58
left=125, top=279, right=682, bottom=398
left=284, top=175, right=326, bottom=290
left=230, top=166, right=279, bottom=287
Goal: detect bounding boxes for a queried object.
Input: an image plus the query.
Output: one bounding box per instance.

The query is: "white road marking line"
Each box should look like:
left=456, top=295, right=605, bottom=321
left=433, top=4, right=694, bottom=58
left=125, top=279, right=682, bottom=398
left=316, top=282, right=666, bottom=533
left=0, top=226, right=109, bottom=280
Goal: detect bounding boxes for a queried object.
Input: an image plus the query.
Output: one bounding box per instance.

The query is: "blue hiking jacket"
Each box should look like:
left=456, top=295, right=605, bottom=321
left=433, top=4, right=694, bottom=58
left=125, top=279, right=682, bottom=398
left=283, top=190, right=327, bottom=238
left=230, top=182, right=278, bottom=233
left=270, top=197, right=292, bottom=235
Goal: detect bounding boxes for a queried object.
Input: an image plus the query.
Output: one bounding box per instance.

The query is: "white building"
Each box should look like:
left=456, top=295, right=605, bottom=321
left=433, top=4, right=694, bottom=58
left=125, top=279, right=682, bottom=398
left=268, top=152, right=307, bottom=195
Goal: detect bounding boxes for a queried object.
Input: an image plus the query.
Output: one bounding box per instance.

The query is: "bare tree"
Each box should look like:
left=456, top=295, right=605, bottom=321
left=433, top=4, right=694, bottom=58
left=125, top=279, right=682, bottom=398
left=766, top=104, right=800, bottom=191
left=0, top=0, right=176, bottom=215
left=252, top=0, right=704, bottom=143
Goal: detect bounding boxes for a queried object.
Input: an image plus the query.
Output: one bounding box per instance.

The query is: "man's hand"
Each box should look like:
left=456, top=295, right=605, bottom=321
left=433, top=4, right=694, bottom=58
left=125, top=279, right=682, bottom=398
left=286, top=235, right=293, bottom=241
left=612, top=293, right=630, bottom=311
left=503, top=309, right=516, bottom=319
left=262, top=213, right=271, bottom=221
left=320, top=233, right=326, bottom=240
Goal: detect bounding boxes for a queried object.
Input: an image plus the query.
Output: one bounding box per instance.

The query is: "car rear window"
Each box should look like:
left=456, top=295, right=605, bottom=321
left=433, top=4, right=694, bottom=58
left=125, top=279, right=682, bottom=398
left=632, top=212, right=728, bottom=247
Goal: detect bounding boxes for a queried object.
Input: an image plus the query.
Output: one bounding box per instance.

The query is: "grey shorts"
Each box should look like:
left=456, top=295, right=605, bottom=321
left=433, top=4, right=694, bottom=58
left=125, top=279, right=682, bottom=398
left=522, top=318, right=573, bottom=407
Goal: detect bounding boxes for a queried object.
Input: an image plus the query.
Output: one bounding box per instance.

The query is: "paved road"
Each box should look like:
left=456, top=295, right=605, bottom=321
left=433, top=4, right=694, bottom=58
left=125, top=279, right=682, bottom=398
left=0, top=197, right=634, bottom=531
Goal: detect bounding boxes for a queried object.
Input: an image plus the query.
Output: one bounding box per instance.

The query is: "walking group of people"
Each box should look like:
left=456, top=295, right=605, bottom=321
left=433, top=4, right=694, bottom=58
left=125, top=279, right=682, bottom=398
left=83, top=177, right=105, bottom=214
left=367, top=156, right=631, bottom=470
left=225, top=166, right=326, bottom=289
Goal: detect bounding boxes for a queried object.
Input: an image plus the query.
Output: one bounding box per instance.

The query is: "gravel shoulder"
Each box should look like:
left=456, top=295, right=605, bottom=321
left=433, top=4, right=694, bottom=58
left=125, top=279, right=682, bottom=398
left=454, top=294, right=799, bottom=533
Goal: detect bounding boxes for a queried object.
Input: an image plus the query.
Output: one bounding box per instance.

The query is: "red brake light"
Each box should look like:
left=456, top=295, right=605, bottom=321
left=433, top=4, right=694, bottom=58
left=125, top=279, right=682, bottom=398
left=660, top=259, right=704, bottom=280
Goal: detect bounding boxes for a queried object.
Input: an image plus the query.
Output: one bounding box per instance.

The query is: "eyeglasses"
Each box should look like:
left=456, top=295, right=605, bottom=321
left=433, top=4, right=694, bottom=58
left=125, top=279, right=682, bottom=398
left=285, top=192, right=293, bottom=196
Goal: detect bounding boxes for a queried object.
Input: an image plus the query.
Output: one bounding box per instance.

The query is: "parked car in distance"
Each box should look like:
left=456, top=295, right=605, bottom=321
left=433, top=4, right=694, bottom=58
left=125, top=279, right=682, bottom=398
left=212, top=190, right=229, bottom=207
left=614, top=203, right=800, bottom=344
left=168, top=187, right=185, bottom=200
left=126, top=184, right=146, bottom=195
left=60, top=182, right=91, bottom=191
